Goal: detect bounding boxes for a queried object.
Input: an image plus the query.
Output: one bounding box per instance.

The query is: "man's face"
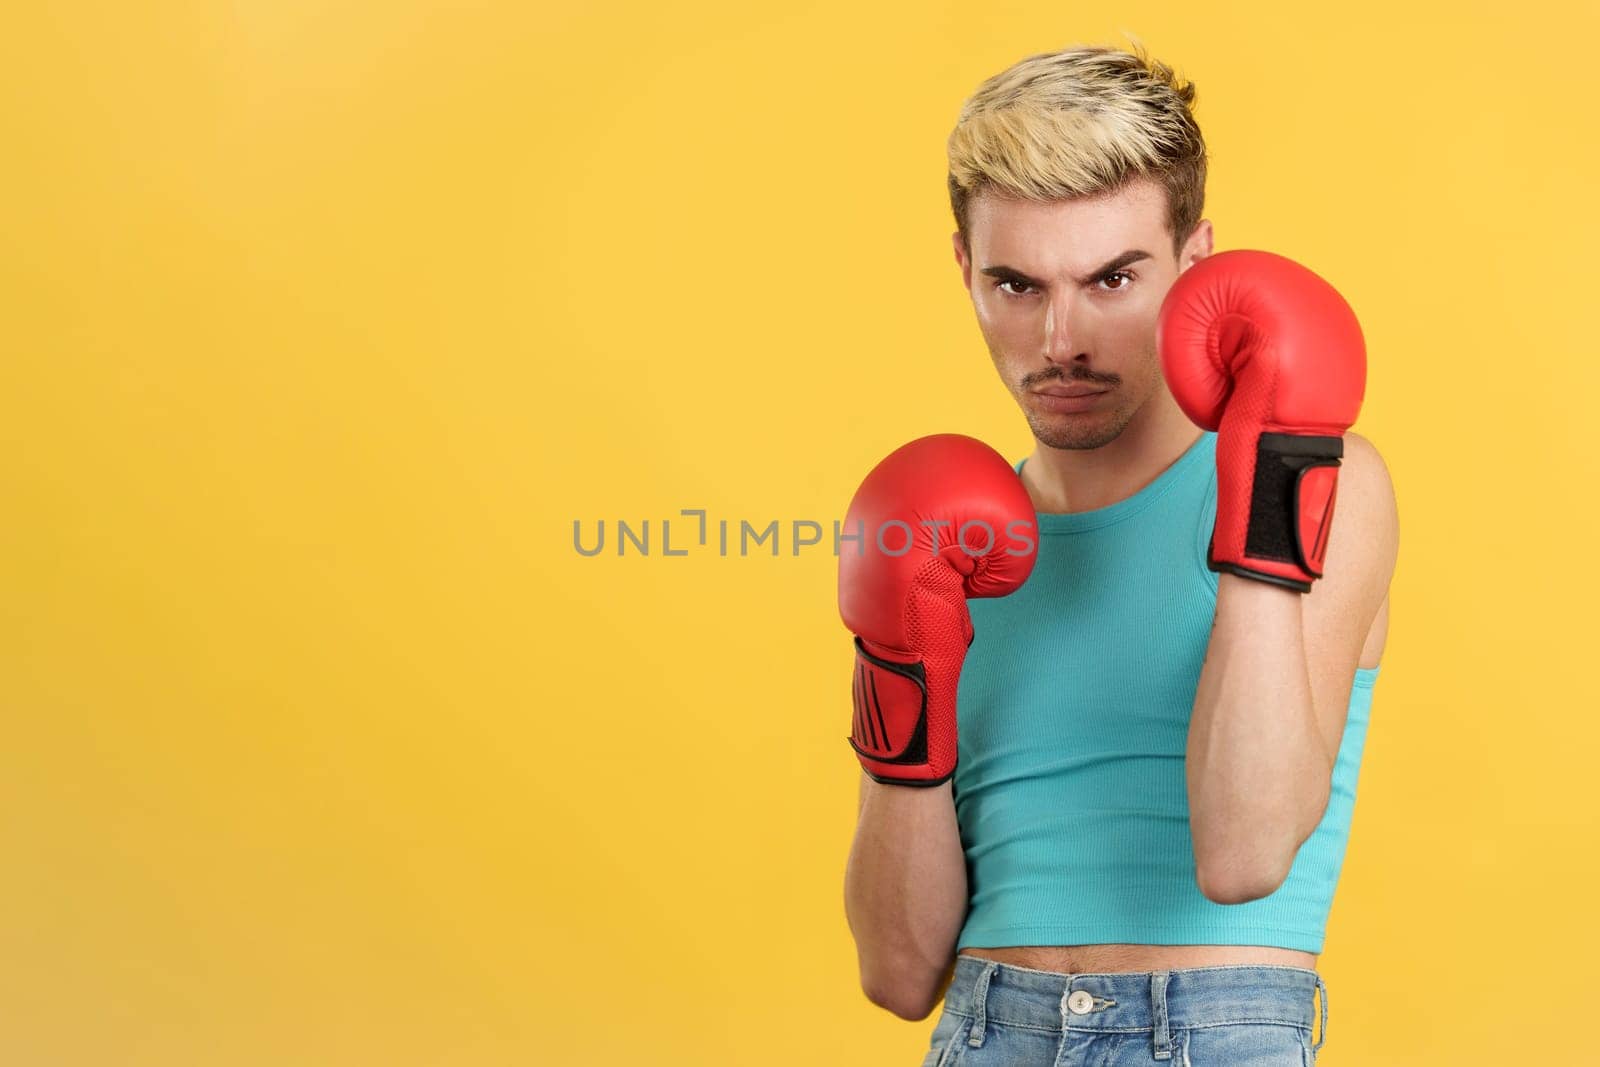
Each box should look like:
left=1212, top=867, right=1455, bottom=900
left=955, top=177, right=1209, bottom=450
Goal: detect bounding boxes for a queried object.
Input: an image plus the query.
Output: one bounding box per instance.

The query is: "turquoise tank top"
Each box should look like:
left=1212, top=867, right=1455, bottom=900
left=953, top=430, right=1378, bottom=954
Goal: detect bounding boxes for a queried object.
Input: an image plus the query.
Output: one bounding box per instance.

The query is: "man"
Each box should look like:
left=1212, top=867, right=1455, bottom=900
left=839, top=44, right=1399, bottom=1065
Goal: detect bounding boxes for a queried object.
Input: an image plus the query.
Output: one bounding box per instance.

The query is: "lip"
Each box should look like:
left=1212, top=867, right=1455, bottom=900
left=1034, top=387, right=1107, bottom=398
left=1031, top=387, right=1108, bottom=413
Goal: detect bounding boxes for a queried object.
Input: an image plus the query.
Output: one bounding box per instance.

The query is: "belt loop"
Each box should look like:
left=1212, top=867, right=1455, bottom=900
left=1312, top=974, right=1328, bottom=1052
left=967, top=962, right=998, bottom=1048
left=1149, top=971, right=1173, bottom=1061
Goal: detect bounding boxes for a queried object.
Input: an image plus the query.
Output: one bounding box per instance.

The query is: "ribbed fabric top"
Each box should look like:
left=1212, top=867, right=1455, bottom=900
left=953, top=430, right=1378, bottom=954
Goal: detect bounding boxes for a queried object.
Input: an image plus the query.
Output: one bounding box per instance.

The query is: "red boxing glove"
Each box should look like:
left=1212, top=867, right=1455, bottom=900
left=1157, top=250, right=1366, bottom=593
left=837, top=435, right=1037, bottom=786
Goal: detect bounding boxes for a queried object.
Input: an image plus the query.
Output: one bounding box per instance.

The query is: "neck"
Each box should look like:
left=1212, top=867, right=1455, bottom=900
left=1021, top=389, right=1204, bottom=514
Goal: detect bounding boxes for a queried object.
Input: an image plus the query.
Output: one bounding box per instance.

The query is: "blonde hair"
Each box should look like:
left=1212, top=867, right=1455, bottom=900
left=946, top=41, right=1208, bottom=256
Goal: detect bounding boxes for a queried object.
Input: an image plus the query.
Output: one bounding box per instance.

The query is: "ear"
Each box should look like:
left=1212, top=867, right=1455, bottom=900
left=952, top=231, right=973, bottom=294
left=1179, top=219, right=1215, bottom=270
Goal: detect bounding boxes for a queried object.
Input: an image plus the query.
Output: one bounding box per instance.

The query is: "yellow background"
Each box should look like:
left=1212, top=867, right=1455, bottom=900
left=3, top=2, right=1595, bottom=1063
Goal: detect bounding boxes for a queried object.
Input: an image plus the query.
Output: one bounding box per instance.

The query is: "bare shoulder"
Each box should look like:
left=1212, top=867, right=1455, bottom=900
left=1302, top=431, right=1399, bottom=689
left=1338, top=431, right=1400, bottom=583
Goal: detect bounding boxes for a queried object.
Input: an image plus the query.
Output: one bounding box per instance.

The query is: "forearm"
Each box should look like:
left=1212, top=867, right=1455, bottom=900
left=1187, top=574, right=1332, bottom=902
left=843, top=772, right=968, bottom=1019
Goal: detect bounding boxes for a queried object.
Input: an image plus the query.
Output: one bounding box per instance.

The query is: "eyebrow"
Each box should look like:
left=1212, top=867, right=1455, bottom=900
left=980, top=249, right=1154, bottom=288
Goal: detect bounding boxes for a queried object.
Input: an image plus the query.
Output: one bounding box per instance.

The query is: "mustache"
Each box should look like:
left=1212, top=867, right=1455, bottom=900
left=1021, top=366, right=1119, bottom=391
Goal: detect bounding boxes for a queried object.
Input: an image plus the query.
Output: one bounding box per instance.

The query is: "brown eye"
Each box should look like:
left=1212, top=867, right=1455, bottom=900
left=1099, top=271, right=1132, bottom=291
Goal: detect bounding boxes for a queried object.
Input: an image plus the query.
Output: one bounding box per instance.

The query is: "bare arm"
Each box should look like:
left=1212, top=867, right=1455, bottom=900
left=1187, top=432, right=1399, bottom=902
left=843, top=771, right=968, bottom=1020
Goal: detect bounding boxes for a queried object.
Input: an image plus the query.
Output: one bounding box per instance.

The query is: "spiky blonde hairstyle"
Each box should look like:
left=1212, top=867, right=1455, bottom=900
left=947, top=42, right=1208, bottom=257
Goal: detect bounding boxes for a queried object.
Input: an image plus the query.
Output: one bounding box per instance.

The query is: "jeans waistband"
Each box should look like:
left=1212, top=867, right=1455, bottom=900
left=943, top=955, right=1328, bottom=1055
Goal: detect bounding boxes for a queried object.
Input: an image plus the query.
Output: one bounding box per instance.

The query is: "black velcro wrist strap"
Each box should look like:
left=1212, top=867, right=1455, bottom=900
left=848, top=637, right=931, bottom=769
left=1244, top=432, right=1343, bottom=569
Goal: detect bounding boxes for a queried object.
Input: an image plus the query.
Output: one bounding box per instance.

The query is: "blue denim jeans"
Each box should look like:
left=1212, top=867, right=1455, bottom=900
left=920, top=955, right=1328, bottom=1066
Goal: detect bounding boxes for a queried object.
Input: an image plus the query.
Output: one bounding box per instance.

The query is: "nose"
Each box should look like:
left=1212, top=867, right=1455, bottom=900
left=1041, top=293, right=1080, bottom=365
